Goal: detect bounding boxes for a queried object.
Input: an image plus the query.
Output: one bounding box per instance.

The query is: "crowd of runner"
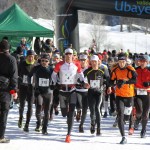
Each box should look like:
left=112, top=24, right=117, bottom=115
left=0, top=37, right=150, bottom=144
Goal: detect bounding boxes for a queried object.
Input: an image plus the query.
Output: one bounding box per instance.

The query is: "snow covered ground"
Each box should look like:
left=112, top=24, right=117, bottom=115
left=1, top=104, right=150, bottom=150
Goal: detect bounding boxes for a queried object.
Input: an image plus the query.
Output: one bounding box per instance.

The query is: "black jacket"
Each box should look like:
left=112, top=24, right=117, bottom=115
left=18, top=60, right=35, bottom=85
left=34, top=65, right=53, bottom=94
left=0, top=52, right=18, bottom=91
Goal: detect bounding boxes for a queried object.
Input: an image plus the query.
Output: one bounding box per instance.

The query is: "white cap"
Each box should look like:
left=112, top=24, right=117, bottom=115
left=65, top=48, right=73, bottom=54
left=79, top=54, right=88, bottom=60
left=90, top=55, right=99, bottom=61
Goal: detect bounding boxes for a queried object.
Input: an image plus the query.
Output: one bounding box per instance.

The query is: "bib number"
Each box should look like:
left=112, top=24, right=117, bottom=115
left=124, top=106, right=132, bottom=115
left=62, top=73, right=76, bottom=84
left=23, top=75, right=28, bottom=84
left=39, top=78, right=49, bottom=87
left=137, top=89, right=147, bottom=95
left=90, top=80, right=100, bottom=88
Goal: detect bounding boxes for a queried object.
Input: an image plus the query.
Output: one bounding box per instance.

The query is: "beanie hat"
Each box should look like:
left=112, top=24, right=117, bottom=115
left=40, top=53, right=50, bottom=60
left=139, top=55, right=149, bottom=62
left=54, top=49, right=60, bottom=54
left=27, top=50, right=35, bottom=56
left=118, top=53, right=127, bottom=61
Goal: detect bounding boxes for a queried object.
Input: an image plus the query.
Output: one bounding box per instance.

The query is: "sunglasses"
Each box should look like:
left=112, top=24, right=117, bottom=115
left=140, top=60, right=148, bottom=63
left=80, top=59, right=86, bottom=61
left=65, top=53, right=72, bottom=55
left=41, top=59, right=49, bottom=63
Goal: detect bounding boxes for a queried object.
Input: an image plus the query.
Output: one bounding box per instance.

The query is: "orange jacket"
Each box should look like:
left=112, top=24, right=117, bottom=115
left=110, top=65, right=136, bottom=97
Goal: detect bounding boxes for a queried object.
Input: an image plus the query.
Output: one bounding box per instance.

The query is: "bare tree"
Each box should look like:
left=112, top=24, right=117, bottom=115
left=143, top=19, right=150, bottom=34
left=0, top=0, right=8, bottom=13
left=88, top=13, right=107, bottom=52
left=120, top=17, right=134, bottom=32
left=1, top=0, right=55, bottom=19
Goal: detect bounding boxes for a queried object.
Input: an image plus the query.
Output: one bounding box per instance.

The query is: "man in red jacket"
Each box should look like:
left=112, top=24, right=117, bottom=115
left=134, top=55, right=150, bottom=138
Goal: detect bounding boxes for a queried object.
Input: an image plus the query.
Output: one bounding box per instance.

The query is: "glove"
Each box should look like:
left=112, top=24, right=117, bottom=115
left=117, top=80, right=126, bottom=89
left=143, top=82, right=150, bottom=87
left=76, top=79, right=85, bottom=89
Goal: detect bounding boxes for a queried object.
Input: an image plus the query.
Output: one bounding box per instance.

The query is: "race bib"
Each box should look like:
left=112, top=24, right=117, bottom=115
left=137, top=89, right=147, bottom=95
left=124, top=106, right=132, bottom=115
left=39, top=78, right=49, bottom=87
left=90, top=80, right=100, bottom=88
left=62, top=73, right=76, bottom=84
left=23, top=75, right=28, bottom=84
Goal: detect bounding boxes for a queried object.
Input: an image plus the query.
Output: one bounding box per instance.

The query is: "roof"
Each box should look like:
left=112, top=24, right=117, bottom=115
left=0, top=3, right=54, bottom=37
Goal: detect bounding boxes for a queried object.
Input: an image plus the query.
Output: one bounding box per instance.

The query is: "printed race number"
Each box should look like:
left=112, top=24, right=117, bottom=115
left=90, top=80, right=100, bottom=88
left=137, top=89, right=147, bottom=95
left=39, top=78, right=49, bottom=87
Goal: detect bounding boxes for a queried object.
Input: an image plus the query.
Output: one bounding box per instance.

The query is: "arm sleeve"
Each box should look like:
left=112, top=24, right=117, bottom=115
left=109, top=71, right=116, bottom=87
left=126, top=70, right=137, bottom=84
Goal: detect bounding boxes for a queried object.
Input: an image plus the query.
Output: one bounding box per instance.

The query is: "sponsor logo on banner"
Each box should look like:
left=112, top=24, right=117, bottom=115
left=115, top=0, right=150, bottom=15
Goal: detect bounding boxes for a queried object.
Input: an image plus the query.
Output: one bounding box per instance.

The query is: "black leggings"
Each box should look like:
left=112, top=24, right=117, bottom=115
left=134, top=93, right=150, bottom=131
left=116, top=96, right=133, bottom=137
left=88, top=90, right=102, bottom=128
left=76, top=92, right=88, bottom=125
left=19, top=85, right=34, bottom=124
left=59, top=91, right=77, bottom=135
left=35, top=92, right=53, bottom=129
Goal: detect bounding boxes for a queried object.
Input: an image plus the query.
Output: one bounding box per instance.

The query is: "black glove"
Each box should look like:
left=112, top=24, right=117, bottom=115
left=116, top=80, right=126, bottom=89
left=143, top=82, right=150, bottom=87
left=76, top=79, right=85, bottom=88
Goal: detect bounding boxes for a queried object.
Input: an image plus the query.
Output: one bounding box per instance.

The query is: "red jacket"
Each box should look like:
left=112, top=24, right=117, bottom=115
left=135, top=67, right=150, bottom=92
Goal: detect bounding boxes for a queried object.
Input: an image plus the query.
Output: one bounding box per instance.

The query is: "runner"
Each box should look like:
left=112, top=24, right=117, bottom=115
left=134, top=55, right=150, bottom=138
left=51, top=48, right=89, bottom=143
left=109, top=52, right=137, bottom=144
left=84, top=55, right=111, bottom=136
